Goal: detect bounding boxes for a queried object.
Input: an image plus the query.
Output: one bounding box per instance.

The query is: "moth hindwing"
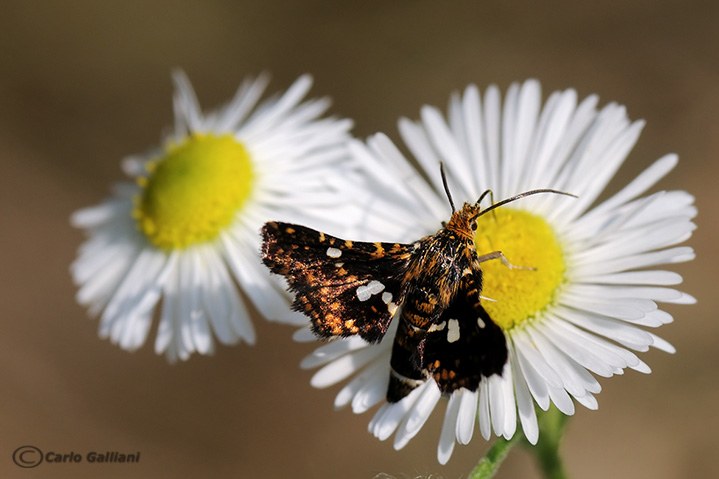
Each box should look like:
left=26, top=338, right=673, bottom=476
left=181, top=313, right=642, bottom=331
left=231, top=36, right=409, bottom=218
left=261, top=221, right=413, bottom=343
left=422, top=273, right=507, bottom=395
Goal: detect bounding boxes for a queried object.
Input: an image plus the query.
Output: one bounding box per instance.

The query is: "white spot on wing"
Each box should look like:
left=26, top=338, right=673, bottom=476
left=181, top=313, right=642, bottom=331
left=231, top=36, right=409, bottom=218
left=356, top=286, right=371, bottom=302
left=381, top=292, right=393, bottom=304
left=428, top=321, right=446, bottom=332
left=477, top=316, right=486, bottom=328
left=356, top=280, right=385, bottom=302
left=366, top=280, right=385, bottom=294
left=326, top=247, right=342, bottom=258
left=447, top=319, right=460, bottom=343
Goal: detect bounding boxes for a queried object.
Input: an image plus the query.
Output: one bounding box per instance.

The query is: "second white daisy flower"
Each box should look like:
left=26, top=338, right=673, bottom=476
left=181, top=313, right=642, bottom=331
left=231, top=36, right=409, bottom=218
left=72, top=72, right=357, bottom=362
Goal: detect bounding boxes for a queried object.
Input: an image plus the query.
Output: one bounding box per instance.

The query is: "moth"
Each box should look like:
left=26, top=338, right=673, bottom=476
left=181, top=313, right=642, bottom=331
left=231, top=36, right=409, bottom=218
left=261, top=172, right=573, bottom=402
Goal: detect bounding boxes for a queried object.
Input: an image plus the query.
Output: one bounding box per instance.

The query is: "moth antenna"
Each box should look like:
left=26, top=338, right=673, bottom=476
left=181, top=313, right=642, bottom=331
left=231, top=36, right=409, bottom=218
left=476, top=189, right=498, bottom=221
left=476, top=189, right=494, bottom=207
left=439, top=162, right=456, bottom=213
left=477, top=189, right=577, bottom=218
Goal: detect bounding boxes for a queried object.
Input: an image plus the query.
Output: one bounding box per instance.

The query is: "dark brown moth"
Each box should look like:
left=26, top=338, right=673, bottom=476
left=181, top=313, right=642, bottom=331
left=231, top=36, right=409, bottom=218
left=261, top=175, right=573, bottom=402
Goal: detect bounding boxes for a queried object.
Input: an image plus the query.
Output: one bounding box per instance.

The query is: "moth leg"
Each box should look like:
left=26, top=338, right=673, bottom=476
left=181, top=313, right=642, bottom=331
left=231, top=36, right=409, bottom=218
left=476, top=250, right=536, bottom=271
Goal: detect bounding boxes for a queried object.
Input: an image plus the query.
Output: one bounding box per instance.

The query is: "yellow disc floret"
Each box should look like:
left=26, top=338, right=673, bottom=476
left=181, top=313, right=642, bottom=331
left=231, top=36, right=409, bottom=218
left=474, top=208, right=565, bottom=331
left=134, top=134, right=253, bottom=250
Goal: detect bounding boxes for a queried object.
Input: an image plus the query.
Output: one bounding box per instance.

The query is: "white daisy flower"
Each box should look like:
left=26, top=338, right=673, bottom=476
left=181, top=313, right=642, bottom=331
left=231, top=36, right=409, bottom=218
left=296, top=79, right=696, bottom=463
left=71, top=71, right=356, bottom=362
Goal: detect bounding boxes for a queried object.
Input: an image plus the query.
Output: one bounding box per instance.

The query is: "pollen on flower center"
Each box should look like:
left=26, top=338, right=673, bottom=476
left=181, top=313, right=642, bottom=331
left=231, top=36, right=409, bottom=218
left=474, top=208, right=565, bottom=330
left=134, top=134, right=253, bottom=250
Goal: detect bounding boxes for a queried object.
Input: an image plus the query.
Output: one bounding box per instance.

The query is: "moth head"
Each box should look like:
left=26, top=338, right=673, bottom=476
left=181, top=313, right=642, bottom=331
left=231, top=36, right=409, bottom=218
left=445, top=203, right=482, bottom=239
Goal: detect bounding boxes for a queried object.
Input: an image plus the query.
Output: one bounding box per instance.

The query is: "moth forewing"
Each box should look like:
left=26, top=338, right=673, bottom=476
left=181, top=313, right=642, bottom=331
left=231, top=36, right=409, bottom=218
left=261, top=221, right=411, bottom=343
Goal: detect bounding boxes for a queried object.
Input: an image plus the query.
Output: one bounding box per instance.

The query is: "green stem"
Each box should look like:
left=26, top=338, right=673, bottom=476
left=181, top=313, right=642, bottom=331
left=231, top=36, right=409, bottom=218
left=467, top=433, right=521, bottom=479
left=530, top=406, right=568, bottom=479
left=467, top=407, right=570, bottom=479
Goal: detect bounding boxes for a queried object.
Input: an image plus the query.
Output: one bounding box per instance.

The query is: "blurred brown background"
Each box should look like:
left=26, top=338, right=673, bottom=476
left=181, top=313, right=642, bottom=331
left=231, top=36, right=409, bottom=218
left=1, top=1, right=717, bottom=478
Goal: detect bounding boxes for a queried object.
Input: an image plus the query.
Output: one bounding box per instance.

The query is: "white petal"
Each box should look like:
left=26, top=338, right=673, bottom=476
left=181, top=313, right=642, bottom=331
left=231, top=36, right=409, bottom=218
left=220, top=232, right=296, bottom=323
left=513, top=338, right=551, bottom=410
left=370, top=384, right=425, bottom=441
left=438, top=392, right=461, bottom=465
left=349, top=365, right=389, bottom=414
left=461, top=84, right=489, bottom=192
left=198, top=245, right=255, bottom=344
left=500, top=82, right=521, bottom=196
left=647, top=332, right=676, bottom=353
left=75, top=240, right=141, bottom=313
left=477, top=379, right=491, bottom=440
left=373, top=130, right=447, bottom=220
left=573, top=392, right=599, bottom=410
left=332, top=358, right=386, bottom=410
left=171, top=69, right=203, bottom=132
left=240, top=74, right=314, bottom=138
left=393, top=382, right=442, bottom=450
left=584, top=154, right=678, bottom=219
left=456, top=388, right=478, bottom=445
left=505, top=79, right=541, bottom=194
left=643, top=309, right=674, bottom=326
left=512, top=329, right=564, bottom=389
left=293, top=325, right=316, bottom=342
left=578, top=270, right=684, bottom=286
left=310, top=346, right=381, bottom=388
left=155, top=253, right=180, bottom=356
left=523, top=88, right=577, bottom=190
left=571, top=124, right=647, bottom=221
left=560, top=293, right=655, bottom=320
left=570, top=246, right=695, bottom=276
left=499, top=364, right=517, bottom=439
left=488, top=374, right=506, bottom=436
left=554, top=306, right=653, bottom=351
left=547, top=385, right=575, bottom=415
left=183, top=251, right=213, bottom=355
left=99, top=247, right=167, bottom=347
left=482, top=85, right=502, bottom=189
left=301, top=335, right=378, bottom=369
left=541, top=316, right=620, bottom=377
left=509, top=343, right=539, bottom=444
left=525, top=324, right=601, bottom=397
left=214, top=73, right=271, bottom=131
left=419, top=105, right=475, bottom=199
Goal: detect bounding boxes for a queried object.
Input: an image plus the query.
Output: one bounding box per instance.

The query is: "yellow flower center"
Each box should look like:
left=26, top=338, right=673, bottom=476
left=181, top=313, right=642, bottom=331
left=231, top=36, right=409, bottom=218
left=474, top=208, right=565, bottom=330
left=134, top=134, right=253, bottom=250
